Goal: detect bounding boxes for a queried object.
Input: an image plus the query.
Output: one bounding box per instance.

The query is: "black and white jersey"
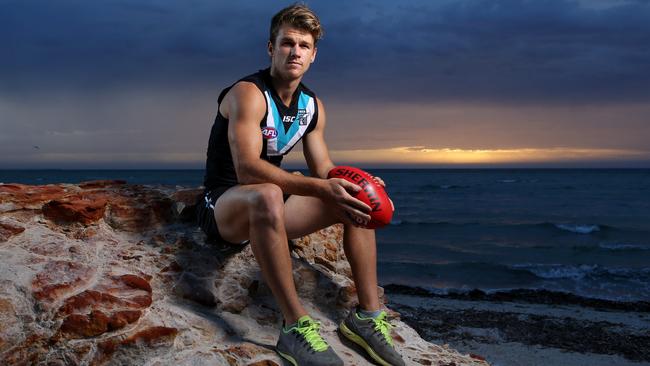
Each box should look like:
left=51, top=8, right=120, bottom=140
left=203, top=68, right=319, bottom=190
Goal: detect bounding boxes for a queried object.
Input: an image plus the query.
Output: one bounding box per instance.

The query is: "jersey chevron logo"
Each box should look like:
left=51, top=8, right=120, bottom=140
left=264, top=90, right=315, bottom=156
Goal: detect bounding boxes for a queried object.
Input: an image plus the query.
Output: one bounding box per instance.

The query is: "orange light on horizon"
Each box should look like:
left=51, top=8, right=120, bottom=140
left=18, top=147, right=649, bottom=167
left=285, top=146, right=650, bottom=165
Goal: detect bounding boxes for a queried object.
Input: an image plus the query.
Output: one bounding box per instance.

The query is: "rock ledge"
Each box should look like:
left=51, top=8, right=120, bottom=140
left=0, top=181, right=489, bottom=365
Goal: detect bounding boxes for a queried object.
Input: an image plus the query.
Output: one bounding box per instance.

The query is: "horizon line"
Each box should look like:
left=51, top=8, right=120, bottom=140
left=2, top=164, right=650, bottom=171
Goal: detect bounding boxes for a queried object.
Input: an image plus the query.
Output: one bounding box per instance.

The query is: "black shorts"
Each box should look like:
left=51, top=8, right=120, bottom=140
left=196, top=186, right=290, bottom=245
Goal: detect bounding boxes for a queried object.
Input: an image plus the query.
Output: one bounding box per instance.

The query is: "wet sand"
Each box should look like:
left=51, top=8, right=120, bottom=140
left=385, top=286, right=650, bottom=366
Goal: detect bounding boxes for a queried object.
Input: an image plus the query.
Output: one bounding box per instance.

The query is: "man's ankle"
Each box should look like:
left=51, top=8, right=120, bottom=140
left=356, top=307, right=382, bottom=319
left=283, top=314, right=310, bottom=330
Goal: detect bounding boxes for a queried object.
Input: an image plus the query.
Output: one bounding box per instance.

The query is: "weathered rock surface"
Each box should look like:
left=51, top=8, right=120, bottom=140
left=0, top=181, right=490, bottom=365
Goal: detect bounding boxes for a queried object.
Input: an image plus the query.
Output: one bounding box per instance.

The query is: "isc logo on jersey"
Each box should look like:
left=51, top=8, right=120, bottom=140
left=261, top=126, right=277, bottom=139
left=282, top=109, right=309, bottom=125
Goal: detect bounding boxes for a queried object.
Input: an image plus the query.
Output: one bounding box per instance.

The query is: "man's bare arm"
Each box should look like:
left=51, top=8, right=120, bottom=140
left=224, top=83, right=369, bottom=219
left=304, top=98, right=386, bottom=188
left=303, top=98, right=335, bottom=179
left=224, top=81, right=320, bottom=195
left=302, top=98, right=372, bottom=222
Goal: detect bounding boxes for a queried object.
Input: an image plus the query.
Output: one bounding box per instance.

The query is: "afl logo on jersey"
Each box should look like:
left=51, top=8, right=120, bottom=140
left=261, top=126, right=278, bottom=139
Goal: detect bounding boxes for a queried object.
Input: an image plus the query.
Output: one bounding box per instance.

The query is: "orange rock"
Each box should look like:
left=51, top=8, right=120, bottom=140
left=224, top=343, right=257, bottom=358
left=108, top=310, right=142, bottom=330
left=104, top=189, right=173, bottom=232
left=60, top=310, right=111, bottom=338
left=0, top=334, right=46, bottom=365
left=94, top=339, right=117, bottom=364
left=56, top=273, right=152, bottom=339
left=32, top=261, right=95, bottom=304
left=0, top=222, right=24, bottom=242
left=120, top=274, right=152, bottom=292
left=219, top=343, right=273, bottom=363
left=129, top=294, right=153, bottom=308
left=0, top=183, right=26, bottom=192
left=323, top=240, right=338, bottom=252
left=322, top=248, right=338, bottom=262
left=1, top=182, right=484, bottom=365
left=0, top=183, right=67, bottom=210
left=170, top=188, right=202, bottom=205
left=78, top=180, right=127, bottom=189
left=58, top=290, right=126, bottom=315
left=122, top=326, right=178, bottom=346
left=43, top=197, right=108, bottom=225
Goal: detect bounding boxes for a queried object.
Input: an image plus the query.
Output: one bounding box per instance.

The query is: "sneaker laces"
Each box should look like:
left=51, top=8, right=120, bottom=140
left=295, top=317, right=329, bottom=352
left=372, top=311, right=394, bottom=346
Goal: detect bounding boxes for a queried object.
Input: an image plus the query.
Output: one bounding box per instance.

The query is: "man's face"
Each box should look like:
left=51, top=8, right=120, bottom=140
left=268, top=25, right=317, bottom=80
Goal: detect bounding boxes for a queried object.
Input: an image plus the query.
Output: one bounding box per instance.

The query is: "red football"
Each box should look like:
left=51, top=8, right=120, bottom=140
left=327, top=166, right=394, bottom=229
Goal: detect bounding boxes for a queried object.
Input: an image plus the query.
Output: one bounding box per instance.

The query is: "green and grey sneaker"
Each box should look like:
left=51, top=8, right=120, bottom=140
left=276, top=315, right=343, bottom=366
left=339, top=308, right=405, bottom=366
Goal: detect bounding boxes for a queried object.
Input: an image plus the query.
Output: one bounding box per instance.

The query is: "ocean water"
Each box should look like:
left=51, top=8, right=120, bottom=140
left=2, top=169, right=649, bottom=302
left=374, top=169, right=650, bottom=302
left=0, top=169, right=203, bottom=187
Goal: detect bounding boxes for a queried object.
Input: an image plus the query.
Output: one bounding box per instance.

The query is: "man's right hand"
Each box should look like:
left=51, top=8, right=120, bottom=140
left=320, top=178, right=372, bottom=227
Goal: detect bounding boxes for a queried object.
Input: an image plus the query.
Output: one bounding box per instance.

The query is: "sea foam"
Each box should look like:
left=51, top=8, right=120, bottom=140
left=554, top=223, right=600, bottom=234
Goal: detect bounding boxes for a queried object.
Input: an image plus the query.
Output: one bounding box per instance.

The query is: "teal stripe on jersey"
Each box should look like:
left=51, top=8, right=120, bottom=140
left=268, top=93, right=282, bottom=136
left=267, top=91, right=314, bottom=154
left=279, top=92, right=309, bottom=152
left=298, top=91, right=310, bottom=114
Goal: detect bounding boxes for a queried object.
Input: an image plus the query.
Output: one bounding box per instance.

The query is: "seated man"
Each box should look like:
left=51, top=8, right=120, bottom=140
left=196, top=4, right=405, bottom=366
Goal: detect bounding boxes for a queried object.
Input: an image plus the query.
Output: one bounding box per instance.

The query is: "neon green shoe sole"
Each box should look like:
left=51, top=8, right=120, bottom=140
left=339, top=322, right=392, bottom=366
left=277, top=349, right=298, bottom=366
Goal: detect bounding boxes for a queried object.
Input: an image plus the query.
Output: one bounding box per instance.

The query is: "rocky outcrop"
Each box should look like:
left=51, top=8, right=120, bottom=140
left=0, top=181, right=489, bottom=365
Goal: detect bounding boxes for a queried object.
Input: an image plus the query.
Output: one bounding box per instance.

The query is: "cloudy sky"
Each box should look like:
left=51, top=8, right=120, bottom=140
left=1, top=0, right=649, bottom=168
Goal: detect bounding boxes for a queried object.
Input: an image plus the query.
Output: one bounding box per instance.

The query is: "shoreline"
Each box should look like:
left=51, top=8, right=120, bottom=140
left=383, top=284, right=650, bottom=311
left=385, top=285, right=650, bottom=365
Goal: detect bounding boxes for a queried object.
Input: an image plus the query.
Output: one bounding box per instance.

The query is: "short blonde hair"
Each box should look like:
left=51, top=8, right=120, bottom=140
left=270, top=4, right=323, bottom=45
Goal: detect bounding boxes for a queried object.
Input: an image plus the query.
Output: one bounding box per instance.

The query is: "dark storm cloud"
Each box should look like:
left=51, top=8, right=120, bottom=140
left=1, top=0, right=649, bottom=102
left=0, top=0, right=277, bottom=95
left=311, top=0, right=650, bottom=103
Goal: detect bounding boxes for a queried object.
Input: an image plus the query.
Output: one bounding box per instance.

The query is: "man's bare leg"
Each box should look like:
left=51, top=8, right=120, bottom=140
left=283, top=196, right=381, bottom=311
left=215, top=186, right=380, bottom=323
left=342, top=225, right=381, bottom=311
left=285, top=196, right=403, bottom=362
left=214, top=183, right=308, bottom=324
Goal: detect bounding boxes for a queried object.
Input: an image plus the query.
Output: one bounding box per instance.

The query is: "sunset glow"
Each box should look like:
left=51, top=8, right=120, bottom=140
left=286, top=147, right=650, bottom=166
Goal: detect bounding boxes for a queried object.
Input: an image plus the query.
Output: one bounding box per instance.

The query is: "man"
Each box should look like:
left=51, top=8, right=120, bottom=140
left=197, top=4, right=405, bottom=366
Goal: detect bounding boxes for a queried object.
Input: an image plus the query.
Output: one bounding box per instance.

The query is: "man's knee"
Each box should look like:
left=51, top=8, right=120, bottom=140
left=248, top=183, right=285, bottom=225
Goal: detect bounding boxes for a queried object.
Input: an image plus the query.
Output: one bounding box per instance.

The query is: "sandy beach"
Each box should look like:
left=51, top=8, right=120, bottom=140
left=386, top=286, right=650, bottom=366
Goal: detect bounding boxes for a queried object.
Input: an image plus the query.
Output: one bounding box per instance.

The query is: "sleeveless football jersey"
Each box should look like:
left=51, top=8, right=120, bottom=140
left=203, top=68, right=319, bottom=190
